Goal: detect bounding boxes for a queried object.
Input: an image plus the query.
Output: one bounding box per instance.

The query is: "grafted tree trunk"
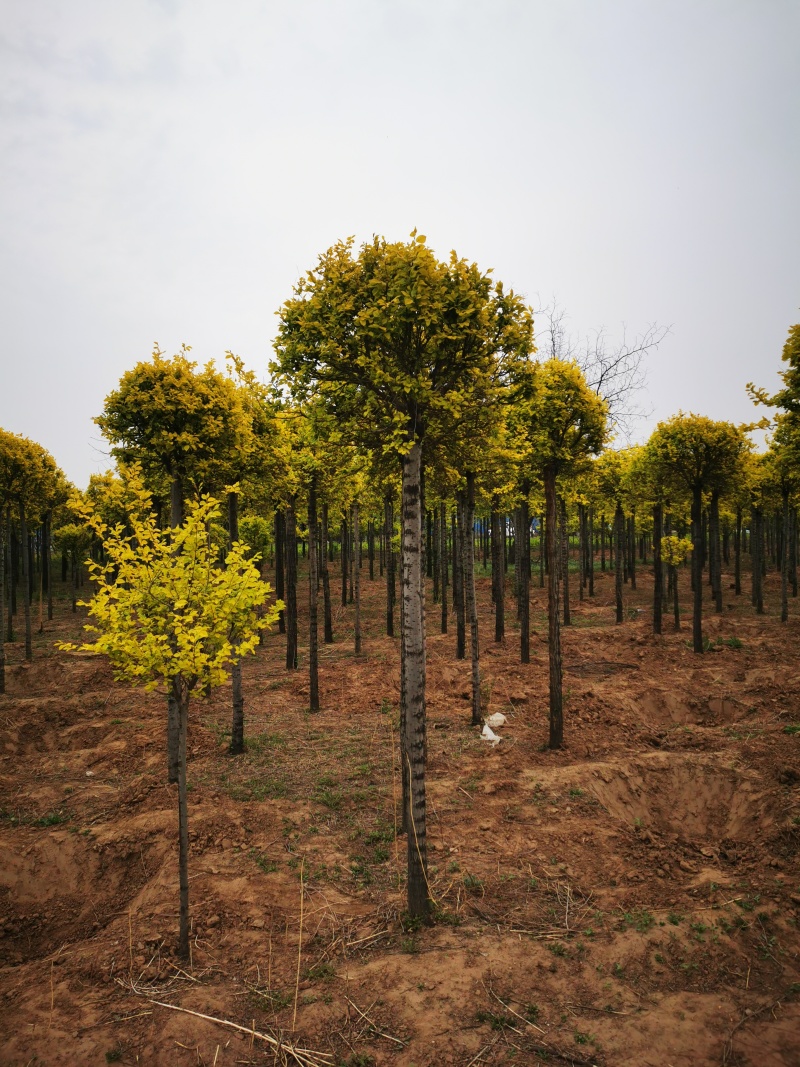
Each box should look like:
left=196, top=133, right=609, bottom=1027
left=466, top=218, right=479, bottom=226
left=308, top=477, right=320, bottom=709
left=544, top=467, right=563, bottom=749
left=401, top=441, right=429, bottom=920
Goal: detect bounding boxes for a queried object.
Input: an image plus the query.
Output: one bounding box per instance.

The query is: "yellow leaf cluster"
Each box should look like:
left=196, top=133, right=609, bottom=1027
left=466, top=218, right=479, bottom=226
left=59, top=482, right=282, bottom=694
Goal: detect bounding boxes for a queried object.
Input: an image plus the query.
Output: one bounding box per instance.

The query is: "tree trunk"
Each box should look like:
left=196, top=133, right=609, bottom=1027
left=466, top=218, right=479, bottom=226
left=691, top=486, right=704, bottom=652
left=734, top=508, right=742, bottom=596
left=174, top=677, right=191, bottom=960
left=491, top=494, right=504, bottom=642
left=544, top=468, right=563, bottom=749
left=18, top=501, right=31, bottom=662
left=309, top=478, right=320, bottom=709
left=385, top=496, right=395, bottom=637
left=353, top=502, right=362, bottom=654
left=321, top=502, right=333, bottom=643
left=578, top=503, right=585, bottom=602
left=614, top=504, right=624, bottom=624
left=341, top=517, right=348, bottom=608
left=275, top=509, right=286, bottom=635
left=464, top=475, right=481, bottom=726
left=653, top=503, right=663, bottom=634
left=671, top=565, right=681, bottom=630
left=519, top=494, right=530, bottom=663
left=0, top=521, right=5, bottom=695
left=43, top=511, right=52, bottom=622
left=228, top=491, right=246, bottom=754
left=285, top=500, right=298, bottom=669
left=439, top=502, right=448, bottom=635
left=600, top=513, right=606, bottom=572
left=454, top=505, right=465, bottom=660
left=629, top=512, right=637, bottom=591
left=560, top=497, right=570, bottom=626
left=781, top=488, right=789, bottom=623
left=401, top=441, right=429, bottom=920
left=710, top=491, right=722, bottom=613
left=167, top=475, right=184, bottom=783
left=588, top=506, right=595, bottom=597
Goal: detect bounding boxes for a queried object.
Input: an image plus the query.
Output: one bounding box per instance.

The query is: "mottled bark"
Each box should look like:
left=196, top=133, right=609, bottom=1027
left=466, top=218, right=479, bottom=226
left=401, top=442, right=429, bottom=919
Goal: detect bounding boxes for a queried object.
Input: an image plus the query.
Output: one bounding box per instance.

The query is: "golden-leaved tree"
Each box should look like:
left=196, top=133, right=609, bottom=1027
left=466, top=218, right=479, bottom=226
left=273, top=232, right=533, bottom=918
left=62, top=477, right=280, bottom=958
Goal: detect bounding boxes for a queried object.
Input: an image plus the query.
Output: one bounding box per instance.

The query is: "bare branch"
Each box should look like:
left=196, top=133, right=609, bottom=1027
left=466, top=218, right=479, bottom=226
left=533, top=297, right=670, bottom=439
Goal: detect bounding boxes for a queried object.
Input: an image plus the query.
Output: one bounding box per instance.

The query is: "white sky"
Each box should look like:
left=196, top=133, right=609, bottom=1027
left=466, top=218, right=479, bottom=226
left=1, top=0, right=798, bottom=488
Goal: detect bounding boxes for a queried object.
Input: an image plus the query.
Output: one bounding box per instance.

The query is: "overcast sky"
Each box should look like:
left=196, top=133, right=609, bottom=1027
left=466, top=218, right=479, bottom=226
left=1, top=0, right=798, bottom=488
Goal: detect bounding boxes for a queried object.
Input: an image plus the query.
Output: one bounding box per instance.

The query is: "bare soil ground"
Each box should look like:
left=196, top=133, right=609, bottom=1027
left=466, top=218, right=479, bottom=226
left=1, top=558, right=799, bottom=1067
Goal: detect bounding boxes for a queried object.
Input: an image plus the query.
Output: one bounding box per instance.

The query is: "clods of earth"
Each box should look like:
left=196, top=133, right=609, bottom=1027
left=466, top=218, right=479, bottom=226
left=1, top=563, right=799, bottom=1066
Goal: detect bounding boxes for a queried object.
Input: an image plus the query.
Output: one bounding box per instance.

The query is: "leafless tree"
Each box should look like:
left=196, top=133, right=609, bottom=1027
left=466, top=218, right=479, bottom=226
left=535, top=298, right=670, bottom=438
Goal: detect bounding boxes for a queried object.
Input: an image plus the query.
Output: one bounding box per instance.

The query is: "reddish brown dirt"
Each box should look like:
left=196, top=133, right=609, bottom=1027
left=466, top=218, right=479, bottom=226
left=1, top=558, right=799, bottom=1066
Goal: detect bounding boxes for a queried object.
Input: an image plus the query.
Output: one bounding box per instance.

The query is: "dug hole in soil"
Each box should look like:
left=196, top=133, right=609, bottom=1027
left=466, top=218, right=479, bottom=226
left=1, top=560, right=799, bottom=1066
